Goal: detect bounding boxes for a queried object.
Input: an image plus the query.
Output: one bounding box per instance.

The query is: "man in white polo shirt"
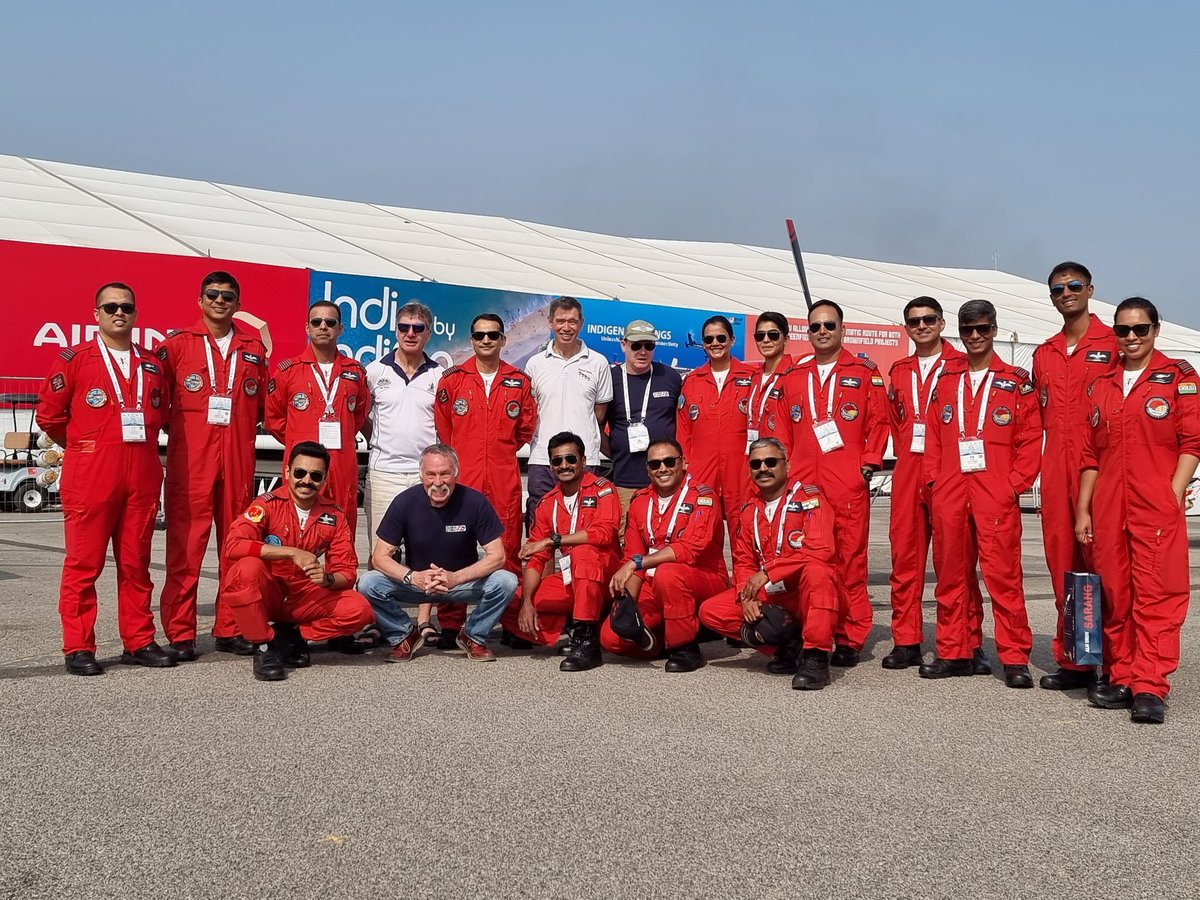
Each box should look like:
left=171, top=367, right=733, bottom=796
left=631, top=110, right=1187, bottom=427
left=363, top=301, right=445, bottom=542
left=525, top=296, right=613, bottom=524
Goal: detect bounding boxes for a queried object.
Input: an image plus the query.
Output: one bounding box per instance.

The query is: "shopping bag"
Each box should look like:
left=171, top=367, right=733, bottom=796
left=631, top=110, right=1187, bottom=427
left=1062, top=571, right=1103, bottom=666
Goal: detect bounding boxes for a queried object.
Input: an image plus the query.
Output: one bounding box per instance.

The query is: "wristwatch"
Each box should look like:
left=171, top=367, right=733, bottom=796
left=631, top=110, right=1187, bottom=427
left=402, top=569, right=414, bottom=586
left=322, top=572, right=334, bottom=588
left=631, top=554, right=644, bottom=572
left=551, top=533, right=562, bottom=551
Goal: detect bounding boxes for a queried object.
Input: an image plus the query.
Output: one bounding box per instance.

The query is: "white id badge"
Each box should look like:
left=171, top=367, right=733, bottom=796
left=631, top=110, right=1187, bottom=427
left=559, top=553, right=573, bottom=586
left=318, top=419, right=342, bottom=450
left=813, top=419, right=845, bottom=453
left=644, top=545, right=660, bottom=578
left=765, top=580, right=787, bottom=595
left=745, top=428, right=759, bottom=452
left=627, top=422, right=650, bottom=453
left=121, top=411, right=146, bottom=443
left=910, top=422, right=926, bottom=454
left=958, top=438, right=987, bottom=473
left=207, top=395, right=232, bottom=426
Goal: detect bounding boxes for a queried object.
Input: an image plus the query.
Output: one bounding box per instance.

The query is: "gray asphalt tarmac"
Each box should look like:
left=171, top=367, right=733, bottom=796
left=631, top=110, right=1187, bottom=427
left=2, top=506, right=1198, bottom=900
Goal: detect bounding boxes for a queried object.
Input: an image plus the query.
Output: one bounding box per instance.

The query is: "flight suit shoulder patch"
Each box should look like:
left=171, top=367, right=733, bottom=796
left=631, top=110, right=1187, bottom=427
left=501, top=377, right=523, bottom=388
left=50, top=373, right=66, bottom=392
left=316, top=513, right=337, bottom=526
left=992, top=378, right=1016, bottom=393
left=581, top=496, right=599, bottom=508
left=679, top=503, right=695, bottom=514
left=859, top=357, right=878, bottom=371
left=871, top=374, right=884, bottom=386
left=140, top=361, right=160, bottom=374
left=1177, top=360, right=1196, bottom=376
left=241, top=352, right=261, bottom=365
left=696, top=496, right=714, bottom=507
left=839, top=376, right=861, bottom=388
left=802, top=484, right=821, bottom=496
left=339, top=370, right=360, bottom=381
left=1084, top=350, right=1113, bottom=364
left=59, top=348, right=76, bottom=362
left=1178, top=381, right=1198, bottom=395
left=1149, top=372, right=1174, bottom=384
left=733, top=377, right=753, bottom=387
left=596, top=486, right=613, bottom=498
left=277, top=358, right=294, bottom=371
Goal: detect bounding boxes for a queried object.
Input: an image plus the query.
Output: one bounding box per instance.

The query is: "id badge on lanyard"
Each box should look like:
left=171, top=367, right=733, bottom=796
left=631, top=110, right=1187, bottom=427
left=96, top=337, right=146, bottom=443
left=559, top=554, right=573, bottom=586
left=745, top=428, right=759, bottom=452
left=910, top=422, right=926, bottom=454
left=909, top=363, right=943, bottom=455
left=552, top=497, right=581, bottom=585
left=958, top=438, right=986, bottom=473
left=314, top=364, right=343, bottom=449
left=754, top=482, right=802, bottom=594
left=121, top=411, right=147, bottom=443
left=204, top=337, right=238, bottom=427
left=623, top=366, right=653, bottom=452
left=627, top=422, right=650, bottom=453
left=808, top=371, right=843, bottom=453
left=956, top=372, right=993, bottom=474
left=208, top=396, right=233, bottom=426
left=747, top=371, right=777, bottom=452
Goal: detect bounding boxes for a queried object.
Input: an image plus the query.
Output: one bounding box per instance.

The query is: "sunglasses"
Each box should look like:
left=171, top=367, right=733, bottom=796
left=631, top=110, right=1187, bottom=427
left=646, top=456, right=679, bottom=470
left=550, top=453, right=580, bottom=467
left=396, top=322, right=428, bottom=334
left=471, top=330, right=503, bottom=341
left=958, top=323, right=996, bottom=336
left=807, top=321, right=838, bottom=333
left=1049, top=280, right=1088, bottom=298
left=702, top=333, right=729, bottom=345
left=99, top=302, right=136, bottom=315
left=749, top=457, right=783, bottom=470
left=754, top=329, right=783, bottom=342
left=629, top=341, right=656, bottom=352
left=1114, top=323, right=1154, bottom=338
left=203, top=289, right=238, bottom=302
left=292, top=468, right=326, bottom=483
left=905, top=314, right=940, bottom=328
left=309, top=317, right=339, bottom=328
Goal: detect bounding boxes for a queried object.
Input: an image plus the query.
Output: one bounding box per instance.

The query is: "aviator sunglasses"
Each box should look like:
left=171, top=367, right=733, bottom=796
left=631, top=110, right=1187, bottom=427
left=291, top=468, right=326, bottom=483
left=749, top=457, right=783, bottom=470
left=958, top=323, right=996, bottom=336
left=1114, top=323, right=1154, bottom=338
left=905, top=314, right=940, bottom=328
left=471, top=330, right=503, bottom=341
left=807, top=321, right=838, bottom=333
left=203, top=289, right=238, bottom=302
left=99, top=302, right=136, bottom=315
left=1049, top=280, right=1088, bottom=298
left=754, top=329, right=783, bottom=342
left=646, top=456, right=679, bottom=470
left=396, top=322, right=428, bottom=334
left=629, top=341, right=656, bottom=351
left=702, top=333, right=729, bottom=345
left=309, top=317, right=339, bottom=328
left=550, top=453, right=580, bottom=466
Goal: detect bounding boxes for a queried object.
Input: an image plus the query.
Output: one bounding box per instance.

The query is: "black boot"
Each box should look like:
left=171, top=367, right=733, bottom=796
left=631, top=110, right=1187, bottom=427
left=253, top=642, right=288, bottom=682
left=664, top=642, right=705, bottom=673
left=214, top=635, right=255, bottom=656
left=1088, top=681, right=1133, bottom=709
left=881, top=644, right=922, bottom=670
left=436, top=627, right=460, bottom=650
left=556, top=621, right=581, bottom=656
left=65, top=650, right=103, bottom=676
left=791, top=649, right=831, bottom=690
left=120, top=642, right=177, bottom=668
left=500, top=629, right=534, bottom=650
left=559, top=622, right=602, bottom=672
left=273, top=623, right=311, bottom=668
left=918, top=657, right=973, bottom=679
left=972, top=648, right=993, bottom=676
left=1130, top=693, right=1165, bottom=724
left=830, top=644, right=860, bottom=667
left=766, top=632, right=802, bottom=675
left=1038, top=667, right=1096, bottom=690
left=1004, top=664, right=1034, bottom=689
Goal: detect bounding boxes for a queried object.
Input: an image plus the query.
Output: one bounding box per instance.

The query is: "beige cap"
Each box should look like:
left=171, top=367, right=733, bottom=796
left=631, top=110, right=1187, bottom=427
left=623, top=319, right=658, bottom=341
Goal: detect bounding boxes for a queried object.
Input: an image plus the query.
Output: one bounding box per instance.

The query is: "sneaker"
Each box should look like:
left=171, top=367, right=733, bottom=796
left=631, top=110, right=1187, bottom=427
left=456, top=632, right=496, bottom=662
left=385, top=630, right=425, bottom=662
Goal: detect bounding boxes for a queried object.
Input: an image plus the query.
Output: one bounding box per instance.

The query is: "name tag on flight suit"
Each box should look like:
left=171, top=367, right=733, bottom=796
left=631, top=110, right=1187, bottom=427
left=813, top=419, right=845, bottom=453
left=627, top=422, right=650, bottom=453
left=910, top=422, right=926, bottom=454
left=318, top=419, right=342, bottom=450
left=207, top=395, right=232, bottom=426
left=958, top=438, right=986, bottom=473
left=121, top=411, right=147, bottom=443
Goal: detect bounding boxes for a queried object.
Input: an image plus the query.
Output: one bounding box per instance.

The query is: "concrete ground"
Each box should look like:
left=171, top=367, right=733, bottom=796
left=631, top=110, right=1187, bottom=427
left=1, top=504, right=1198, bottom=900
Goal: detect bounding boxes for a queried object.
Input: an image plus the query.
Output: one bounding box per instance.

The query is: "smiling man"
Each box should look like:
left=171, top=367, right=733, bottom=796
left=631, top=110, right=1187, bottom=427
left=221, top=442, right=375, bottom=682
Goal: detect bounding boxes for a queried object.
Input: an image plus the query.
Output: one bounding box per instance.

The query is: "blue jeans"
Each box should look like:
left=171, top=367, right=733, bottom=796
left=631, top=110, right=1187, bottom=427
left=358, top=569, right=518, bottom=646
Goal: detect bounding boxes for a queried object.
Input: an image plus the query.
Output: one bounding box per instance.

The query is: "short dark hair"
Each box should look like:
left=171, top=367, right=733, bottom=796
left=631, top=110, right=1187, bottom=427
left=903, top=296, right=942, bottom=319
left=755, top=311, right=789, bottom=333
left=95, top=282, right=135, bottom=306
left=809, top=300, right=844, bottom=323
left=1114, top=296, right=1160, bottom=326
left=1048, top=261, right=1092, bottom=286
left=288, top=440, right=330, bottom=468
left=471, top=313, right=505, bottom=333
left=201, top=271, right=240, bottom=296
left=307, top=300, right=340, bottom=322
left=647, top=438, right=683, bottom=457
left=958, top=299, right=997, bottom=325
left=701, top=315, right=734, bottom=338
left=547, top=431, right=585, bottom=457
left=548, top=296, right=583, bottom=318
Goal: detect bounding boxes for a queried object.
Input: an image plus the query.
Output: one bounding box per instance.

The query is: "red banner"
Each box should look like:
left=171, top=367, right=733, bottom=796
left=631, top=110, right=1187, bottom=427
left=742, top=317, right=909, bottom=381
left=3, top=240, right=309, bottom=378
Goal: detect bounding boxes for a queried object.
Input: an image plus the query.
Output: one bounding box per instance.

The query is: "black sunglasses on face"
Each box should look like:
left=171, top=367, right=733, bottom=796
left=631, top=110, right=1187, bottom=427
left=292, top=468, right=326, bottom=483
left=646, top=456, right=679, bottom=470
left=309, top=317, right=339, bottom=328
left=702, top=333, right=729, bottom=345
left=396, top=322, right=428, bottom=334
left=203, top=289, right=237, bottom=302
left=754, top=330, right=783, bottom=342
left=808, top=321, right=838, bottom=333
left=749, top=457, right=783, bottom=470
left=905, top=314, right=940, bottom=328
left=99, top=302, right=136, bottom=315
left=471, top=330, right=503, bottom=341
left=629, top=341, right=655, bottom=352
left=550, top=453, right=580, bottom=467
left=1049, top=280, right=1088, bottom=298
left=958, top=323, right=996, bottom=336
left=1114, top=323, right=1154, bottom=338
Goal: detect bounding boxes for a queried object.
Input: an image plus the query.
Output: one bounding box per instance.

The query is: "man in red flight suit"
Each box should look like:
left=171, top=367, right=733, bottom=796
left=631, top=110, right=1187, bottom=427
left=157, top=271, right=269, bottom=661
left=507, top=431, right=621, bottom=672
left=676, top=314, right=756, bottom=539
left=265, top=301, right=371, bottom=536
left=602, top=439, right=729, bottom=672
left=434, top=314, right=536, bottom=642
left=38, top=283, right=175, bottom=675
left=883, top=297, right=987, bottom=673
left=1031, top=261, right=1121, bottom=692
left=763, top=300, right=888, bottom=667
left=698, top=438, right=841, bottom=689
left=921, top=299, right=1042, bottom=688
left=222, top=441, right=375, bottom=682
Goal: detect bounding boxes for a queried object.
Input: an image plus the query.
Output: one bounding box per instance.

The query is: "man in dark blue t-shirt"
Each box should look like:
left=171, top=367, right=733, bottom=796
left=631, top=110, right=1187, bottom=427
left=358, top=443, right=518, bottom=662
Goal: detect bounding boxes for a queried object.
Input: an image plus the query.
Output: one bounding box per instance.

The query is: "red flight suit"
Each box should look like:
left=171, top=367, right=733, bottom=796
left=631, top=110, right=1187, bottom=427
left=264, top=346, right=371, bottom=535
left=1081, top=352, right=1200, bottom=698
left=924, top=360, right=1042, bottom=664
left=676, top=359, right=755, bottom=537
left=886, top=342, right=983, bottom=647
left=37, top=341, right=169, bottom=654
left=1032, top=314, right=1120, bottom=671
left=698, top=478, right=839, bottom=652
left=599, top=477, right=730, bottom=657
left=764, top=350, right=889, bottom=650
left=502, top=472, right=621, bottom=646
left=157, top=320, right=269, bottom=642
left=222, top=487, right=374, bottom=644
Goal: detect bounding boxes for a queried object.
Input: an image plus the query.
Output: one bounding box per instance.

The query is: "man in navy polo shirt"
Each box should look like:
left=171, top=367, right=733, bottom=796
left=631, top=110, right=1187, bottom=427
left=357, top=443, right=517, bottom=662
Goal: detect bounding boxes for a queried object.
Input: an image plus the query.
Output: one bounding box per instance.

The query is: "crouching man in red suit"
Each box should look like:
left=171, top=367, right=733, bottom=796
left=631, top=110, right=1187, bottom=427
left=698, top=438, right=841, bottom=690
left=222, top=441, right=374, bottom=681
left=601, top=439, right=729, bottom=672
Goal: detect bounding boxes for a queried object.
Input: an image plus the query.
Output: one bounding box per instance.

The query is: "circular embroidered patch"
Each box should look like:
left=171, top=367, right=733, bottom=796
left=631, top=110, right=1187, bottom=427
left=264, top=534, right=282, bottom=546
left=839, top=402, right=860, bottom=422
left=790, top=404, right=802, bottom=423
left=940, top=404, right=953, bottom=424
left=1145, top=396, right=1170, bottom=419
left=737, top=398, right=749, bottom=415
left=85, top=388, right=107, bottom=408
left=292, top=393, right=310, bottom=411
left=991, top=406, right=1013, bottom=426
left=787, top=529, right=805, bottom=549
left=243, top=378, right=258, bottom=397
left=688, top=403, right=700, bottom=421
left=454, top=398, right=469, bottom=416
left=347, top=395, right=357, bottom=412
left=1039, top=386, right=1049, bottom=408
left=184, top=373, right=204, bottom=392
left=150, top=388, right=161, bottom=409
left=506, top=400, right=520, bottom=419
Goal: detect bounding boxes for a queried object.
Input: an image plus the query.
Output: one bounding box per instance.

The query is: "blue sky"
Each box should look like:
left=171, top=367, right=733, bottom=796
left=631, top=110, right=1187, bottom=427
left=4, top=1, right=1197, bottom=326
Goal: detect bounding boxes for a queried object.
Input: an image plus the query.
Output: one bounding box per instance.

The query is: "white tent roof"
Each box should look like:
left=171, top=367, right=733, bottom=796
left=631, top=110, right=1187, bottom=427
left=4, top=154, right=1199, bottom=353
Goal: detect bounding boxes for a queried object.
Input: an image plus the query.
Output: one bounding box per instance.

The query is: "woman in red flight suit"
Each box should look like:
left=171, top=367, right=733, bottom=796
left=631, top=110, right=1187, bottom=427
left=1076, top=297, right=1200, bottom=725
